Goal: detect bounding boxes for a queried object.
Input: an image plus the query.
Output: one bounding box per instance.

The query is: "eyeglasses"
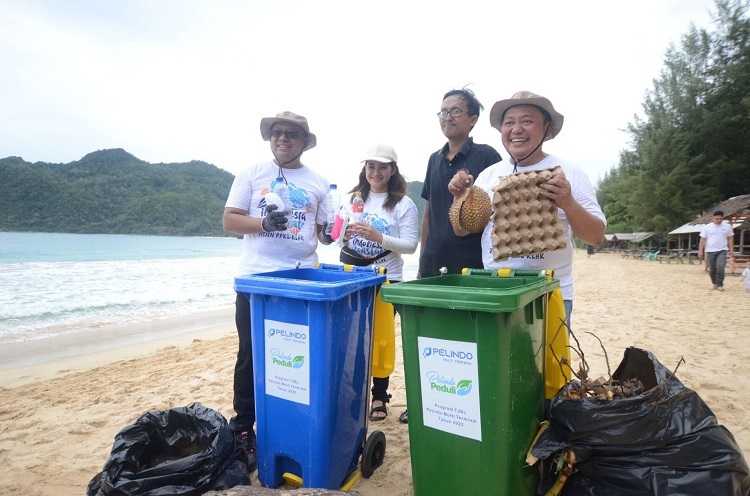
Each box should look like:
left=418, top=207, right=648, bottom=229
left=271, top=129, right=304, bottom=140
left=436, top=107, right=466, bottom=120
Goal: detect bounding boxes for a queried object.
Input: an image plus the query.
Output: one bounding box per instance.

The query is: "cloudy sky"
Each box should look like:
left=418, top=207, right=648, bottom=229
left=2, top=0, right=718, bottom=188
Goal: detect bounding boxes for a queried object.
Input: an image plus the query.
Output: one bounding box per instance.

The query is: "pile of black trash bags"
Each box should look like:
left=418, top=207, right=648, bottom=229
left=88, top=403, right=249, bottom=496
left=533, top=347, right=750, bottom=495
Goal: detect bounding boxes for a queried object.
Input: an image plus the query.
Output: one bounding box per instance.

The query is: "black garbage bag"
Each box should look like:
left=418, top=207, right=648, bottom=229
left=532, top=347, right=750, bottom=496
left=87, top=403, right=249, bottom=496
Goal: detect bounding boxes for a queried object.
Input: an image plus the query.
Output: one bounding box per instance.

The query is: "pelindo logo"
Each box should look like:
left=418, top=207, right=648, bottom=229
left=426, top=371, right=473, bottom=396
left=269, top=327, right=307, bottom=340
left=422, top=347, right=473, bottom=361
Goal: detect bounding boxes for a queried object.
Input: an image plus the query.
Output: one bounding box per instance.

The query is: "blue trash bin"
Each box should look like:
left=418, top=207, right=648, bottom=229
left=234, top=264, right=386, bottom=489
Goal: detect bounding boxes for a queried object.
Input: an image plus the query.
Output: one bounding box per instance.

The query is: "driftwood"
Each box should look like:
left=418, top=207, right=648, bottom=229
left=205, top=486, right=357, bottom=496
left=549, top=320, right=677, bottom=401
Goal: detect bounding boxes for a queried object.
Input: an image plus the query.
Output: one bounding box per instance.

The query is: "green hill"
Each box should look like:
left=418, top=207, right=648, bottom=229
left=0, top=149, right=234, bottom=236
left=0, top=148, right=426, bottom=237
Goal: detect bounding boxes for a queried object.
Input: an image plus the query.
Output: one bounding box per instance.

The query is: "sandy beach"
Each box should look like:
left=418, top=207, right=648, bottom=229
left=1, top=250, right=748, bottom=495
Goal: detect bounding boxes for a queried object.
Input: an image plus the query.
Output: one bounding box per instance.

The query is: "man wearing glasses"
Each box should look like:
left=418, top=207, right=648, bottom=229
left=401, top=90, right=500, bottom=425
left=418, top=89, right=501, bottom=278
left=223, top=111, right=331, bottom=470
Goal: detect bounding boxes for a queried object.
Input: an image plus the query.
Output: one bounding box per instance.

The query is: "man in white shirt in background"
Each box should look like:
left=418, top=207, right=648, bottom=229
left=698, top=210, right=735, bottom=291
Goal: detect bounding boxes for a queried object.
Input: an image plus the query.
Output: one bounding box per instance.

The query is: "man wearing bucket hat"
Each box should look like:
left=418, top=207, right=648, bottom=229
left=448, top=91, right=606, bottom=320
left=222, top=111, right=332, bottom=470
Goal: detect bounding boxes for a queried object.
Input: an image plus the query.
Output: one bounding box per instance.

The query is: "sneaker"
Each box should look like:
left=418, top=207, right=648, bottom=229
left=717, top=286, right=725, bottom=292
left=235, top=430, right=257, bottom=473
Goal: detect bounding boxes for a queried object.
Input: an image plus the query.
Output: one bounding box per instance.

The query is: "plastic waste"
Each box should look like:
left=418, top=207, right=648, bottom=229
left=330, top=208, right=345, bottom=241
left=324, top=184, right=339, bottom=237
left=272, top=177, right=290, bottom=212
left=264, top=192, right=284, bottom=211
left=351, top=191, right=365, bottom=224
left=86, top=403, right=249, bottom=496
left=531, top=347, right=750, bottom=496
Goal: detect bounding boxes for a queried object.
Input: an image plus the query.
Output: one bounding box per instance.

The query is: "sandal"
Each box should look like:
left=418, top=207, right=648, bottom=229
left=369, top=399, right=388, bottom=422
left=399, top=409, right=408, bottom=424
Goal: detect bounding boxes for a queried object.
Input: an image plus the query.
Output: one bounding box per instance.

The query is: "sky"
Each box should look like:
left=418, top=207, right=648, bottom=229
left=1, top=0, right=719, bottom=188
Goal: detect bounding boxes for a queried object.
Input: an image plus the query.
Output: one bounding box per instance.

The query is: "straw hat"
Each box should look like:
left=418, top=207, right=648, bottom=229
left=449, top=186, right=492, bottom=236
left=489, top=91, right=564, bottom=141
left=260, top=111, right=317, bottom=150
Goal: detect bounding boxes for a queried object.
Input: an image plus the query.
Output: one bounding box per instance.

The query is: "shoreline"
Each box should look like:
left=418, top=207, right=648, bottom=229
left=0, top=306, right=234, bottom=387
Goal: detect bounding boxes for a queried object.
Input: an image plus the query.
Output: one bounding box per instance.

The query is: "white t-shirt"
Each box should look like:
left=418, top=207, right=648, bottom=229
left=342, top=191, right=419, bottom=281
left=700, top=222, right=733, bottom=252
left=475, top=154, right=606, bottom=301
left=225, top=160, right=329, bottom=276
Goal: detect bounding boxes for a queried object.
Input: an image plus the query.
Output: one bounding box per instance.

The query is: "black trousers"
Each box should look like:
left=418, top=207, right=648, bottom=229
left=230, top=292, right=255, bottom=433
left=372, top=377, right=390, bottom=402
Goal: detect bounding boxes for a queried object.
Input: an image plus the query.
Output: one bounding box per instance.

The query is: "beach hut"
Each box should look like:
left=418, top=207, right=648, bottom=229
left=603, top=232, right=656, bottom=253
left=667, top=194, right=750, bottom=265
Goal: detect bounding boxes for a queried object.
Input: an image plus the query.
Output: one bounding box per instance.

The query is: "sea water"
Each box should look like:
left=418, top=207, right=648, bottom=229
left=0, top=232, right=418, bottom=344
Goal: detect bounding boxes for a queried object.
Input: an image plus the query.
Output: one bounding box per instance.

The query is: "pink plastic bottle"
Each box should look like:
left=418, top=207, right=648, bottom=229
left=330, top=210, right=345, bottom=240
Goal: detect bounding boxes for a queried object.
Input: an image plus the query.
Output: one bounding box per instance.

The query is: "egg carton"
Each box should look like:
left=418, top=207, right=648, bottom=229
left=491, top=168, right=567, bottom=260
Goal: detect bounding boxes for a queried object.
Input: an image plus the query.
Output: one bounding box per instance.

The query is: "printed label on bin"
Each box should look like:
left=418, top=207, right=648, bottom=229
left=264, top=319, right=310, bottom=405
left=418, top=337, right=481, bottom=441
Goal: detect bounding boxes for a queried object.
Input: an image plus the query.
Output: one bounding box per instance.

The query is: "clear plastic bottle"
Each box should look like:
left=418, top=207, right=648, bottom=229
left=324, top=184, right=339, bottom=236
left=272, top=177, right=290, bottom=212
left=351, top=191, right=365, bottom=224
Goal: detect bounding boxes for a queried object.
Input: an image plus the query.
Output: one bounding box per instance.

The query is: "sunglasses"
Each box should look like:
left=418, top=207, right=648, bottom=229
left=271, top=129, right=304, bottom=140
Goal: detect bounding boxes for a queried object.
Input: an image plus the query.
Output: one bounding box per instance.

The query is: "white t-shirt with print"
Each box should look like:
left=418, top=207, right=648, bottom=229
left=700, top=222, right=733, bottom=253
left=342, top=191, right=419, bottom=281
left=474, top=154, right=606, bottom=301
left=225, top=160, right=329, bottom=276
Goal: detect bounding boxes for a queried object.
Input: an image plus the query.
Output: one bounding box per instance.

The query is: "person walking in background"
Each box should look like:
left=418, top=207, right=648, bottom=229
left=339, top=144, right=418, bottom=422
left=222, top=111, right=332, bottom=471
left=448, top=91, right=606, bottom=326
left=698, top=210, right=735, bottom=291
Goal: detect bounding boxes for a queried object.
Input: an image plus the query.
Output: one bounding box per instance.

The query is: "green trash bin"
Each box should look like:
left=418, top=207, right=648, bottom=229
left=380, top=269, right=558, bottom=496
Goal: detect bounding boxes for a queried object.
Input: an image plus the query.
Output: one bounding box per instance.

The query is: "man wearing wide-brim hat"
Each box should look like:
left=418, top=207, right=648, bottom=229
left=448, top=91, right=606, bottom=322
left=222, top=111, right=332, bottom=470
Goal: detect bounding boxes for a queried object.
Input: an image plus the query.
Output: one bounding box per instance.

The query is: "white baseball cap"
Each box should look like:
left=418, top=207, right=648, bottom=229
left=361, top=144, right=398, bottom=164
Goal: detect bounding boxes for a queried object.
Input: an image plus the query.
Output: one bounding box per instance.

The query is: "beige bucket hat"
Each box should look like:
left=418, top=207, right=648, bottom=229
left=260, top=111, right=317, bottom=150
left=489, top=91, right=564, bottom=141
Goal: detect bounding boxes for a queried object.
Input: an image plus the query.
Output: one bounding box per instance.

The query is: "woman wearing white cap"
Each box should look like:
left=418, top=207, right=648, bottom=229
left=340, top=144, right=419, bottom=421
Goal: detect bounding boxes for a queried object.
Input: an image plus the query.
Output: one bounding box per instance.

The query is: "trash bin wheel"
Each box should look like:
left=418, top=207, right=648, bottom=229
left=361, top=430, right=386, bottom=478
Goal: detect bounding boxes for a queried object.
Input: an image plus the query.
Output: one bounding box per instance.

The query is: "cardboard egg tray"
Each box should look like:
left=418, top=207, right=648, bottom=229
left=491, top=168, right=567, bottom=260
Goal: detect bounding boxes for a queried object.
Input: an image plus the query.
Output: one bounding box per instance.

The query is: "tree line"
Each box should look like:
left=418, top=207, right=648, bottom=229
left=597, top=0, right=750, bottom=233
left=0, top=148, right=427, bottom=237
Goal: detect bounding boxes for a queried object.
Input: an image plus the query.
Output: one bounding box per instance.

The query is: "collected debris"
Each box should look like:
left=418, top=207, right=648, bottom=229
left=531, top=346, right=750, bottom=496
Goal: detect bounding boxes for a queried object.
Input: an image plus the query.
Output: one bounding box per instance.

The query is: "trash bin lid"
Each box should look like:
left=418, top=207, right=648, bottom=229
left=380, top=270, right=558, bottom=313
left=234, top=264, right=385, bottom=301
